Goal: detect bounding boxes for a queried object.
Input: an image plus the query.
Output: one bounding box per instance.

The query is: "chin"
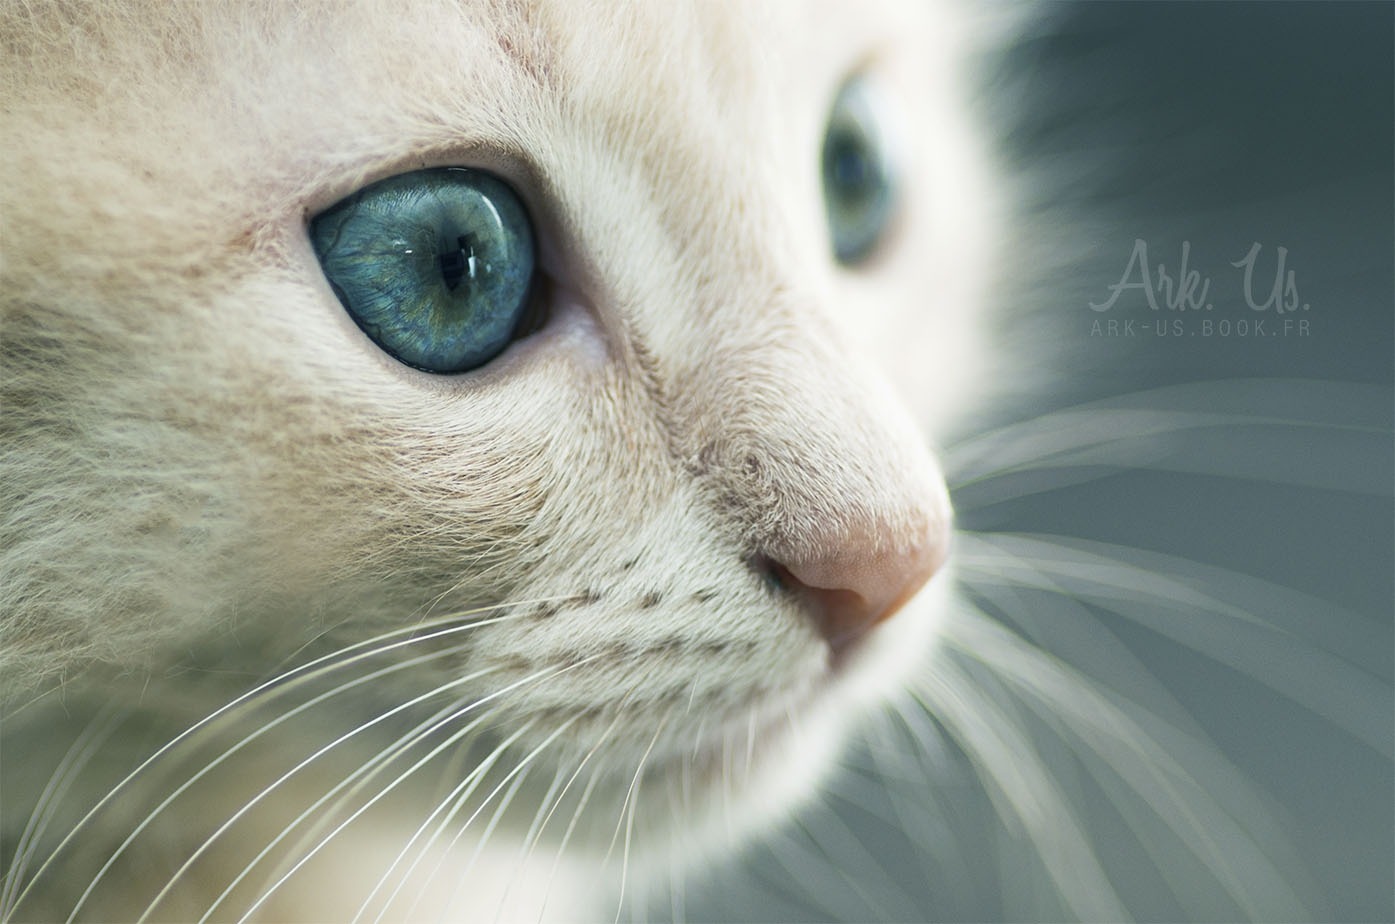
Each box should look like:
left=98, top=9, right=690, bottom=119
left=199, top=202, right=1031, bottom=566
left=636, top=567, right=956, bottom=873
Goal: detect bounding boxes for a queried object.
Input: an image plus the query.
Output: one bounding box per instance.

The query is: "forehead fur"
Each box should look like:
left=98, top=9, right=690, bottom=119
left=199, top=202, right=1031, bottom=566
left=2, top=1, right=804, bottom=217
left=0, top=0, right=955, bottom=262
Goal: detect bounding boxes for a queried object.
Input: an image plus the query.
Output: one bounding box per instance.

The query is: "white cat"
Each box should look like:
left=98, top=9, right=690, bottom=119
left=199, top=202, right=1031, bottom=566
left=4, top=2, right=1388, bottom=923
left=1, top=0, right=994, bottom=919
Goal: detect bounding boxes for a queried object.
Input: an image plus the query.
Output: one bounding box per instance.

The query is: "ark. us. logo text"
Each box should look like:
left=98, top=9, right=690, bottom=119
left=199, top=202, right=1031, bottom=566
left=1088, top=240, right=1312, bottom=339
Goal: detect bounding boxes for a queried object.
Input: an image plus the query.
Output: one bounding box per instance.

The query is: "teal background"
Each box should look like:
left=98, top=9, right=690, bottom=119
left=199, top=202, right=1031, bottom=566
left=676, top=3, right=1394, bottom=920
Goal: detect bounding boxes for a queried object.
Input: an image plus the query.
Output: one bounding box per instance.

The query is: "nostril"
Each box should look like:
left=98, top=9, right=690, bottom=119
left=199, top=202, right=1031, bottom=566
left=773, top=565, right=877, bottom=661
left=767, top=535, right=946, bottom=664
left=753, top=555, right=788, bottom=594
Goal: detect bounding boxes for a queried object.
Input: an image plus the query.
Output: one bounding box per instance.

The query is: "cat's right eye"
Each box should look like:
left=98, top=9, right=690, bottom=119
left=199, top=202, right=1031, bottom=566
left=310, top=167, right=538, bottom=375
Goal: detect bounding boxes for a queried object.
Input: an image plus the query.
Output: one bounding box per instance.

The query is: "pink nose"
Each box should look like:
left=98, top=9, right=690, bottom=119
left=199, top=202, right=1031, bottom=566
left=770, top=527, right=948, bottom=662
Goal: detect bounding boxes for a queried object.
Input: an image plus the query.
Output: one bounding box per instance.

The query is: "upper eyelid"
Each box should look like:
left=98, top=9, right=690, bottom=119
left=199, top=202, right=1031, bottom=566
left=300, top=143, right=543, bottom=226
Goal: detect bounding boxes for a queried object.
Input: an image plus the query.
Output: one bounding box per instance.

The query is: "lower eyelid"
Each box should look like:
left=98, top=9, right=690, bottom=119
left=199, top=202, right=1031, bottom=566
left=533, top=287, right=610, bottom=370
left=443, top=287, right=607, bottom=393
left=340, top=280, right=605, bottom=396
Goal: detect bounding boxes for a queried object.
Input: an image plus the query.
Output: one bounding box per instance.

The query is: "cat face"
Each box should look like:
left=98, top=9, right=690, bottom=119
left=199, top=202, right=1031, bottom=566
left=1, top=0, right=996, bottom=912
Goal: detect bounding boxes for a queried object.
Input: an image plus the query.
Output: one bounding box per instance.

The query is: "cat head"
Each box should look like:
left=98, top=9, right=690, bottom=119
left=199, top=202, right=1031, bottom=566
left=0, top=0, right=997, bottom=855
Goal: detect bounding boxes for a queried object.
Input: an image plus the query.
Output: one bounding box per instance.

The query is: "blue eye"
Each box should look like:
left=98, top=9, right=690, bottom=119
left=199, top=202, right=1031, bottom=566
left=822, top=77, right=897, bottom=265
left=310, top=168, right=538, bottom=374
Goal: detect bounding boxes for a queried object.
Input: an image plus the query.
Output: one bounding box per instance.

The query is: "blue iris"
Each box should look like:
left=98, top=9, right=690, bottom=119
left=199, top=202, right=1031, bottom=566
left=822, top=77, right=897, bottom=265
left=310, top=168, right=537, bottom=374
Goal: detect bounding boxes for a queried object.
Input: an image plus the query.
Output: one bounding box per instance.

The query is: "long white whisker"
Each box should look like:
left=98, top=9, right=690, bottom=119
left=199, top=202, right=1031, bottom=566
left=940, top=607, right=1311, bottom=920
left=946, top=379, right=1390, bottom=502
left=538, top=707, right=632, bottom=924
left=759, top=820, right=883, bottom=922
left=547, top=764, right=610, bottom=920
left=611, top=717, right=667, bottom=924
left=958, top=531, right=1393, bottom=755
left=382, top=716, right=577, bottom=922
left=179, top=665, right=506, bottom=924
left=118, top=652, right=496, bottom=923
left=665, top=768, right=686, bottom=924
left=490, top=761, right=569, bottom=922
left=227, top=704, right=487, bottom=924
left=912, top=633, right=1128, bottom=921
left=259, top=699, right=493, bottom=912
left=0, top=706, right=123, bottom=920
left=878, top=696, right=982, bottom=895
left=795, top=785, right=919, bottom=921
left=380, top=721, right=539, bottom=923
left=232, top=653, right=603, bottom=924
left=25, top=604, right=531, bottom=919
left=432, top=722, right=576, bottom=921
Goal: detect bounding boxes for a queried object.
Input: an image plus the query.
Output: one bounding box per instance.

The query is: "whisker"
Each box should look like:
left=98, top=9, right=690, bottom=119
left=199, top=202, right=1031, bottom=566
left=796, top=772, right=922, bottom=922
left=181, top=674, right=505, bottom=924
left=946, top=379, right=1390, bottom=504
left=436, top=720, right=580, bottom=921
left=489, top=761, right=569, bottom=921
left=231, top=653, right=603, bottom=924
left=611, top=718, right=667, bottom=924
left=263, top=698, right=493, bottom=908
left=0, top=706, right=123, bottom=920
left=535, top=687, right=646, bottom=923
left=911, top=644, right=1128, bottom=921
left=763, top=819, right=890, bottom=922
left=958, top=531, right=1393, bottom=755
left=382, top=717, right=577, bottom=922
left=540, top=751, right=608, bottom=923
left=16, top=602, right=537, bottom=917
left=231, top=717, right=489, bottom=924
left=876, top=697, right=983, bottom=902
left=111, top=652, right=497, bottom=923
left=931, top=605, right=1316, bottom=919
left=665, top=776, right=686, bottom=924
left=269, top=594, right=577, bottom=679
left=374, top=721, right=539, bottom=923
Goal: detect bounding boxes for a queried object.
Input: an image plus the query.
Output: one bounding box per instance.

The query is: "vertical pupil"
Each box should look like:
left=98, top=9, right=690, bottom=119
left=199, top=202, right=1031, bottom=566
left=439, top=233, right=477, bottom=291
left=831, top=134, right=869, bottom=192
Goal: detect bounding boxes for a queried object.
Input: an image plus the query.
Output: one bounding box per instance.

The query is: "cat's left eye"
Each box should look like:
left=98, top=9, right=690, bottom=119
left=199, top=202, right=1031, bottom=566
left=310, top=167, right=538, bottom=375
left=822, top=76, right=899, bottom=265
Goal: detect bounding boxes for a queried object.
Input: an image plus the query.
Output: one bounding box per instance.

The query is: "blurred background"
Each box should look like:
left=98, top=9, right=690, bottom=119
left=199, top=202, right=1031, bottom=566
left=671, top=3, right=1393, bottom=920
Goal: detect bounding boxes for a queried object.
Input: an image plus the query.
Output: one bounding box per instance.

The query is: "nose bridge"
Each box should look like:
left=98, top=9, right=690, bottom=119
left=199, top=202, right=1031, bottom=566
left=678, top=295, right=951, bottom=576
